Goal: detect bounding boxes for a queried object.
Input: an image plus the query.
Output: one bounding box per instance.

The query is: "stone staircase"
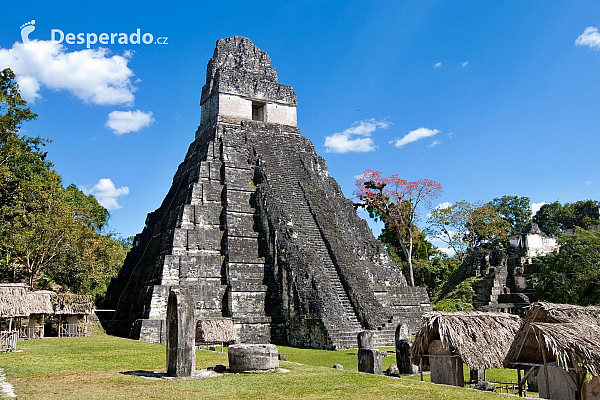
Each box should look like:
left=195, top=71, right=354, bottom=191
left=257, top=134, right=364, bottom=349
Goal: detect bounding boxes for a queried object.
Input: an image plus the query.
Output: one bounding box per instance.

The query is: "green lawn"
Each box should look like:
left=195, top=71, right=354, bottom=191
left=1, top=335, right=521, bottom=399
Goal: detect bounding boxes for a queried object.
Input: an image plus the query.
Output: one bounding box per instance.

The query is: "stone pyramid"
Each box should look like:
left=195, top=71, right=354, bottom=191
left=101, top=36, right=430, bottom=350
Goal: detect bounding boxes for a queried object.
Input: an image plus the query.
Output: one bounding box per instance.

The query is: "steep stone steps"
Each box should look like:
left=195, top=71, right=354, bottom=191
left=256, top=141, right=364, bottom=348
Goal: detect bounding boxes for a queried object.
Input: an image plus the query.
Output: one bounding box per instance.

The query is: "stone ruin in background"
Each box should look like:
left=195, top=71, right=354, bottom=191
left=464, top=222, right=559, bottom=313
left=101, top=36, right=431, bottom=350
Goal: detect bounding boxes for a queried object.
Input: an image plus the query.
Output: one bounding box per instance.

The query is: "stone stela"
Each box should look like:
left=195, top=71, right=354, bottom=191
left=101, top=36, right=431, bottom=350
left=357, top=331, right=382, bottom=375
left=166, top=288, right=195, bottom=377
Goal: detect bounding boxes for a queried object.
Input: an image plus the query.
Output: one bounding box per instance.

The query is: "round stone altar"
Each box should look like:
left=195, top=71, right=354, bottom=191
left=228, top=344, right=279, bottom=372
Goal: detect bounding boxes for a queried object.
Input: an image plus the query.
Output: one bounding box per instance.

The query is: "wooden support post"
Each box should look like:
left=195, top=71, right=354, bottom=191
left=541, top=350, right=549, bottom=397
left=420, top=357, right=423, bottom=381
left=518, top=368, right=522, bottom=397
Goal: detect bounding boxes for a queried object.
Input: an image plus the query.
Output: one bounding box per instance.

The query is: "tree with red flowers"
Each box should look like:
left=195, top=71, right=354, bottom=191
left=355, top=170, right=442, bottom=286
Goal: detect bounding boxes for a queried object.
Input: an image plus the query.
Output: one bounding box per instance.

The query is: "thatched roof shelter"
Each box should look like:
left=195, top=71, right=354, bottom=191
left=195, top=319, right=237, bottom=344
left=53, top=293, right=94, bottom=315
left=27, top=291, right=53, bottom=315
left=504, top=302, right=600, bottom=374
left=0, top=284, right=30, bottom=318
left=411, top=311, right=521, bottom=370
left=0, top=285, right=53, bottom=318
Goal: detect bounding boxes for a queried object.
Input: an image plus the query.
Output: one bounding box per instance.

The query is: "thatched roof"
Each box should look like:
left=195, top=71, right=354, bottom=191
left=0, top=284, right=30, bottom=318
left=53, top=293, right=94, bottom=315
left=195, top=319, right=236, bottom=344
left=27, top=291, right=53, bottom=315
left=411, top=311, right=521, bottom=370
left=0, top=285, right=53, bottom=317
left=504, top=302, right=600, bottom=374
left=522, top=301, right=600, bottom=326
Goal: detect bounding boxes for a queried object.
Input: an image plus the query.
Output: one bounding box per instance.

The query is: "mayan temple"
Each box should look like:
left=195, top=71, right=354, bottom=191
left=101, top=36, right=431, bottom=349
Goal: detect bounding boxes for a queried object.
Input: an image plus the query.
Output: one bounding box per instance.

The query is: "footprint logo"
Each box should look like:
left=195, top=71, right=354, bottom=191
left=20, top=20, right=35, bottom=43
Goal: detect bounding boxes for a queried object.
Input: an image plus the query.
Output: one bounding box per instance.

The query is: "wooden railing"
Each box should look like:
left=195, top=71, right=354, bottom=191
left=0, top=330, right=18, bottom=352
left=465, top=381, right=526, bottom=396
left=58, top=323, right=87, bottom=337
left=19, top=325, right=43, bottom=339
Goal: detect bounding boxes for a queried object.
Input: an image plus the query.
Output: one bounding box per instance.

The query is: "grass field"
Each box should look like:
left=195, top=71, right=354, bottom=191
left=0, top=335, right=526, bottom=399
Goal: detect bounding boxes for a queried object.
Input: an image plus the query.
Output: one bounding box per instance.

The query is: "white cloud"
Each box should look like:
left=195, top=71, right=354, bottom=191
left=81, top=178, right=129, bottom=210
left=390, top=127, right=440, bottom=148
left=0, top=40, right=136, bottom=105
left=435, top=201, right=452, bottom=210
left=437, top=247, right=456, bottom=257
left=324, top=118, right=390, bottom=153
left=427, top=236, right=457, bottom=257
left=585, top=180, right=593, bottom=186
left=434, top=62, right=441, bottom=68
left=106, top=110, right=155, bottom=135
left=531, top=202, right=547, bottom=216
left=575, top=27, right=600, bottom=50
left=447, top=132, right=453, bottom=139
left=428, top=140, right=441, bottom=148
left=461, top=61, right=469, bottom=68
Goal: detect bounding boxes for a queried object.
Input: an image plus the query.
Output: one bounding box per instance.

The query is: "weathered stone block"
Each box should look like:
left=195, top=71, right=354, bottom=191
left=358, top=348, right=382, bottom=375
left=166, top=288, right=196, bottom=377
left=396, top=339, right=415, bottom=375
left=385, top=364, right=400, bottom=377
left=395, top=323, right=410, bottom=343
left=538, top=362, right=585, bottom=400
left=225, top=190, right=254, bottom=213
left=228, top=344, right=278, bottom=372
left=357, top=331, right=375, bottom=349
left=429, top=340, right=464, bottom=387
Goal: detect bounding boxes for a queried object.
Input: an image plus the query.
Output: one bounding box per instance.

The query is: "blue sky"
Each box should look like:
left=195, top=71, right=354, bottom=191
left=1, top=1, right=600, bottom=251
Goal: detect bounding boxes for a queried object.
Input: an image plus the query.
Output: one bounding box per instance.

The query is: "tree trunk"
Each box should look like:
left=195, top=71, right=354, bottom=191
left=407, top=229, right=415, bottom=286
left=391, top=220, right=414, bottom=286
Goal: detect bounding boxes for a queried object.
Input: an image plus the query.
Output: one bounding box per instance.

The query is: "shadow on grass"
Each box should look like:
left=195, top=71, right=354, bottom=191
left=121, top=370, right=167, bottom=379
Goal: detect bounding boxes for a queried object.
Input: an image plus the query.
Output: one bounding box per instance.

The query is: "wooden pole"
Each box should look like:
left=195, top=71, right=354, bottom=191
left=420, top=357, right=423, bottom=381
left=517, top=368, right=522, bottom=397
left=541, top=347, right=549, bottom=396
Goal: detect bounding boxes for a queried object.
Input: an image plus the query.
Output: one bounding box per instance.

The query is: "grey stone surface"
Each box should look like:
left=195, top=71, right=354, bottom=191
left=396, top=339, right=414, bottom=374
left=395, top=323, right=410, bottom=343
left=100, top=36, right=430, bottom=350
left=538, top=362, right=585, bottom=400
left=166, top=288, right=195, bottom=377
left=357, top=331, right=375, bottom=349
left=385, top=364, right=400, bottom=377
left=228, top=344, right=279, bottom=372
left=358, top=349, right=382, bottom=375
left=429, top=340, right=464, bottom=387
left=474, top=381, right=495, bottom=391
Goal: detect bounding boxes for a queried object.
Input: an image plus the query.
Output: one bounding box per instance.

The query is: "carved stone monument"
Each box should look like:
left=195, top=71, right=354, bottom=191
left=166, top=288, right=195, bottom=377
left=357, top=331, right=375, bottom=349
left=358, top=349, right=383, bottom=375
left=395, top=324, right=416, bottom=374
